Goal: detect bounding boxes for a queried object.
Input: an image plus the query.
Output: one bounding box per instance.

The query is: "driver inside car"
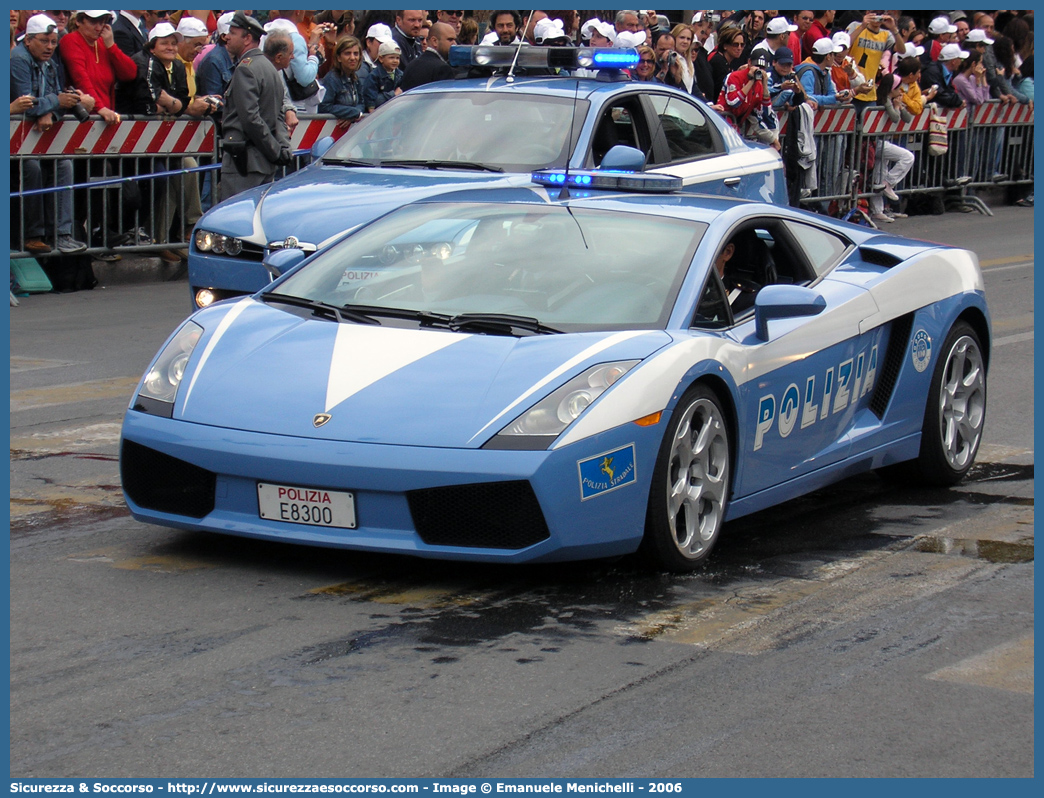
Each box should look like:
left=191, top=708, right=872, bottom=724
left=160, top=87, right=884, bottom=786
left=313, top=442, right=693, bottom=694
left=714, top=239, right=758, bottom=314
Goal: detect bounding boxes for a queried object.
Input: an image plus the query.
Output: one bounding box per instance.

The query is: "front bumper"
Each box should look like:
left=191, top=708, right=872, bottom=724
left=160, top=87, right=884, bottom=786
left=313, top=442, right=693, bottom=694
left=120, top=409, right=665, bottom=564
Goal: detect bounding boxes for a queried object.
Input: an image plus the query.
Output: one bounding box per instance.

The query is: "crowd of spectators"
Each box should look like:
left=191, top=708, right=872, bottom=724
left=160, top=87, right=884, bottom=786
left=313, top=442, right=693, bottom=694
left=10, top=9, right=1037, bottom=259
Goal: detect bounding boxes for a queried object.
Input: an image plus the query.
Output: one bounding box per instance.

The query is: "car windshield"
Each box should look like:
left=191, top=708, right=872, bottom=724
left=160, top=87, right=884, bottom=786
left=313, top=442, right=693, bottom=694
left=275, top=202, right=706, bottom=332
left=322, top=92, right=589, bottom=173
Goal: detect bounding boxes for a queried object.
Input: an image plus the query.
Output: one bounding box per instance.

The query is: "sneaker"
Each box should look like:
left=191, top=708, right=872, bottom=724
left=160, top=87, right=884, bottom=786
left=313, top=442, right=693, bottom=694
left=92, top=251, right=121, bottom=263
left=881, top=182, right=899, bottom=201
left=56, top=235, right=88, bottom=254
left=870, top=212, right=893, bottom=223
left=24, top=238, right=52, bottom=254
left=991, top=173, right=1009, bottom=183
left=158, top=249, right=182, bottom=263
left=888, top=210, right=908, bottom=219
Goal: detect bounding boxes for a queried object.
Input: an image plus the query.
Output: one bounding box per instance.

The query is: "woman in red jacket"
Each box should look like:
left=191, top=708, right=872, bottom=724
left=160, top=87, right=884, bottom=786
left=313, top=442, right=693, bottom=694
left=58, top=10, right=137, bottom=125
left=59, top=10, right=149, bottom=254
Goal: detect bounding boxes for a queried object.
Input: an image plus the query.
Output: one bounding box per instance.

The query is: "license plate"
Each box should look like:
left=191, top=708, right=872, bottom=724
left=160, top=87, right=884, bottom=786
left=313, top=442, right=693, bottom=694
left=257, top=482, right=356, bottom=529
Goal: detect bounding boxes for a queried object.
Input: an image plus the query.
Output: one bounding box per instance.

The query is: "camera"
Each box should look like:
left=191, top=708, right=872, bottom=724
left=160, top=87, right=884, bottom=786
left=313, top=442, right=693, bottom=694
left=752, top=68, right=765, bottom=81
left=65, top=87, right=90, bottom=122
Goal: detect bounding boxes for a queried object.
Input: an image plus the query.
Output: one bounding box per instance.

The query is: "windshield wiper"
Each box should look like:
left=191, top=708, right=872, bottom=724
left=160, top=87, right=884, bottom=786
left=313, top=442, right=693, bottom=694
left=322, top=157, right=381, bottom=167
left=446, top=313, right=561, bottom=336
left=261, top=292, right=380, bottom=325
left=340, top=303, right=452, bottom=326
left=377, top=159, right=505, bottom=173
left=341, top=304, right=561, bottom=336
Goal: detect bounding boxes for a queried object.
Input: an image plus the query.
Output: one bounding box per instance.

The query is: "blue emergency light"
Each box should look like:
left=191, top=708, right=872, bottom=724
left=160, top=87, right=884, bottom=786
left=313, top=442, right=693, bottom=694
left=531, top=170, right=683, bottom=193
left=449, top=45, right=640, bottom=71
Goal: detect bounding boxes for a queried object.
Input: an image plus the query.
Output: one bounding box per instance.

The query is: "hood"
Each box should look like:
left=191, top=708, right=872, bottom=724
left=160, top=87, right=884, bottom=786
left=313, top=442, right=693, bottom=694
left=176, top=299, right=672, bottom=449
left=200, top=164, right=528, bottom=247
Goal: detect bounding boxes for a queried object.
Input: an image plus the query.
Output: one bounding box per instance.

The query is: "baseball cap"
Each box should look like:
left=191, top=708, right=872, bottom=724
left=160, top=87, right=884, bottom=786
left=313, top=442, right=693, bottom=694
left=812, top=37, right=843, bottom=56
left=215, top=11, right=234, bottom=37
left=750, top=49, right=772, bottom=68
left=614, top=30, right=647, bottom=49
left=581, top=18, right=616, bottom=44
left=765, top=17, right=798, bottom=35
left=831, top=31, right=851, bottom=49
left=148, top=21, right=180, bottom=43
left=229, top=11, right=264, bottom=39
left=928, top=16, right=957, bottom=35
left=175, top=16, right=208, bottom=39
left=75, top=10, right=113, bottom=23
left=377, top=40, right=401, bottom=58
left=939, top=43, right=970, bottom=61
left=25, top=13, right=60, bottom=35
left=263, top=18, right=297, bottom=36
left=773, top=46, right=794, bottom=65
left=533, top=17, right=566, bottom=43
left=949, top=10, right=968, bottom=23
left=365, top=23, right=394, bottom=43
left=903, top=42, right=925, bottom=58
left=965, top=29, right=994, bottom=46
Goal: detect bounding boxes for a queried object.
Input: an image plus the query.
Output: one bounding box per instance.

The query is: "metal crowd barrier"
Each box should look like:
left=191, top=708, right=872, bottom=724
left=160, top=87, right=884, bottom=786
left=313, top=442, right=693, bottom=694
left=799, top=98, right=1033, bottom=220
left=9, top=114, right=353, bottom=261
left=11, top=103, right=1034, bottom=259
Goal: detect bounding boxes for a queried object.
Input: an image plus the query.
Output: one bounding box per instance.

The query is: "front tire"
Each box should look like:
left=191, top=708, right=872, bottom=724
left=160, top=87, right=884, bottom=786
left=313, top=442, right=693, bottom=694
left=639, top=384, right=731, bottom=571
left=908, top=321, right=987, bottom=485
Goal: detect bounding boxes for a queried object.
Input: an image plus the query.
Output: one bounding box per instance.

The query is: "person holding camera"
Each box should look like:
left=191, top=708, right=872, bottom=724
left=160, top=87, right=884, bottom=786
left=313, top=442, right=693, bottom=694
left=720, top=49, right=780, bottom=150
left=10, top=13, right=89, bottom=254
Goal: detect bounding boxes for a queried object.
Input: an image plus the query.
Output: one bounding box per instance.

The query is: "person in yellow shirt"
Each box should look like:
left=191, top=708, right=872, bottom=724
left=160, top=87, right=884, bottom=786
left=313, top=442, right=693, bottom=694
left=846, top=12, right=905, bottom=109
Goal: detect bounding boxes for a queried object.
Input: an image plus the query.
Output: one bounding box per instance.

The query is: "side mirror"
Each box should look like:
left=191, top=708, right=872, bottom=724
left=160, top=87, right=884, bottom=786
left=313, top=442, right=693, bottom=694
left=263, top=247, right=307, bottom=282
left=599, top=144, right=647, bottom=172
left=310, top=136, right=335, bottom=160
left=754, top=284, right=827, bottom=340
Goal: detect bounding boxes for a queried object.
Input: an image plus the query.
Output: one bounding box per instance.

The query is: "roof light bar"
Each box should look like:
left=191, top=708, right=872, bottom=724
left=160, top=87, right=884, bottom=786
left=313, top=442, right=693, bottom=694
left=531, top=170, right=683, bottom=193
left=449, top=45, right=640, bottom=71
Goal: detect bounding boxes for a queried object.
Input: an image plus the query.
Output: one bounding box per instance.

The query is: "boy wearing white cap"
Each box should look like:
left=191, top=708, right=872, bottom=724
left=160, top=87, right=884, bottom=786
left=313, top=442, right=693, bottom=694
left=362, top=40, right=403, bottom=112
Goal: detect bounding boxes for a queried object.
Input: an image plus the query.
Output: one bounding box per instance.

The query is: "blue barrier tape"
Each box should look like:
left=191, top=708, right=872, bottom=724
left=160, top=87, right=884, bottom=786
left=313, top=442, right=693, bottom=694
left=11, top=149, right=310, bottom=198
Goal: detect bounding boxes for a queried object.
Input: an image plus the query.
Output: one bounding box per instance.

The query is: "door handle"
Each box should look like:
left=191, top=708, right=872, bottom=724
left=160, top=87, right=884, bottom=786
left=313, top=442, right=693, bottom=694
left=724, top=177, right=742, bottom=187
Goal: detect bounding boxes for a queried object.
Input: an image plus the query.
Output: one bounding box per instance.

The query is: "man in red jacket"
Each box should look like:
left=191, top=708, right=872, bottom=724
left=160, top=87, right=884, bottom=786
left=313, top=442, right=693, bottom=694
left=719, top=49, right=780, bottom=149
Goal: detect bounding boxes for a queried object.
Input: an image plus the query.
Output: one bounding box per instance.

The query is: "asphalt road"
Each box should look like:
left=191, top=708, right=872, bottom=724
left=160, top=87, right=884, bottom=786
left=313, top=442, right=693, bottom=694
left=8, top=206, right=1033, bottom=778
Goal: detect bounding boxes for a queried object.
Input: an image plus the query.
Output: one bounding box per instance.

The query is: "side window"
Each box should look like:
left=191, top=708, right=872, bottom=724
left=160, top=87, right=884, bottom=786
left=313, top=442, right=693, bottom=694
left=590, top=98, right=648, bottom=165
left=783, top=221, right=851, bottom=277
left=647, top=95, right=723, bottom=164
left=691, top=273, right=731, bottom=328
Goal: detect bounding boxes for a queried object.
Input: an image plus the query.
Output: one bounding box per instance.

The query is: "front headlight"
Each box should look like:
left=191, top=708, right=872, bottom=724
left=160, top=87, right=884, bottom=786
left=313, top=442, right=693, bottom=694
left=194, top=229, right=244, bottom=255
left=486, top=360, right=639, bottom=449
left=134, top=321, right=204, bottom=416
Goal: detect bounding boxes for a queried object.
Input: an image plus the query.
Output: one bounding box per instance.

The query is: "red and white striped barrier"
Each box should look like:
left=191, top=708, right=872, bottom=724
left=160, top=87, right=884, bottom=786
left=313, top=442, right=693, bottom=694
left=10, top=117, right=215, bottom=156
left=10, top=115, right=354, bottom=158
left=289, top=116, right=352, bottom=151
left=972, top=102, right=1034, bottom=126
left=813, top=107, right=857, bottom=134
left=778, top=105, right=857, bottom=135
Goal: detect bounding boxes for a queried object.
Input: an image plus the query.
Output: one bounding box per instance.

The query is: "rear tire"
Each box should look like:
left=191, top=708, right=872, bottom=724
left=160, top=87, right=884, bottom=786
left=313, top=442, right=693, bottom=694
left=639, top=384, right=731, bottom=571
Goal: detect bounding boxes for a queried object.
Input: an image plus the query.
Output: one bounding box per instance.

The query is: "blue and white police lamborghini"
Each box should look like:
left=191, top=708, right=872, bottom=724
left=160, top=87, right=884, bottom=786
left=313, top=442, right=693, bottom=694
left=123, top=169, right=989, bottom=571
left=188, top=45, right=784, bottom=310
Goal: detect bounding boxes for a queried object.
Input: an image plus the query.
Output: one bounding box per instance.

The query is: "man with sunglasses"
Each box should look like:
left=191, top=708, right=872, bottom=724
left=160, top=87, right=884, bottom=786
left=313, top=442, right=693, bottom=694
left=436, top=10, right=463, bottom=35
left=11, top=13, right=89, bottom=254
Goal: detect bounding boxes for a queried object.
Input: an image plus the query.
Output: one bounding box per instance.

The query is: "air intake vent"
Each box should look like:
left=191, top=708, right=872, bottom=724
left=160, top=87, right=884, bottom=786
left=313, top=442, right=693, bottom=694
left=121, top=440, right=216, bottom=518
left=859, top=246, right=904, bottom=268
left=407, top=481, right=551, bottom=550
left=870, top=313, right=914, bottom=418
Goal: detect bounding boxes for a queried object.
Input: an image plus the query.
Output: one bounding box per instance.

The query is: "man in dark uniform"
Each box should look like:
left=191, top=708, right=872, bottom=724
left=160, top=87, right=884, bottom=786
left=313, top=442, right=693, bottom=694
left=219, top=13, right=294, bottom=201
left=399, top=21, right=458, bottom=91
